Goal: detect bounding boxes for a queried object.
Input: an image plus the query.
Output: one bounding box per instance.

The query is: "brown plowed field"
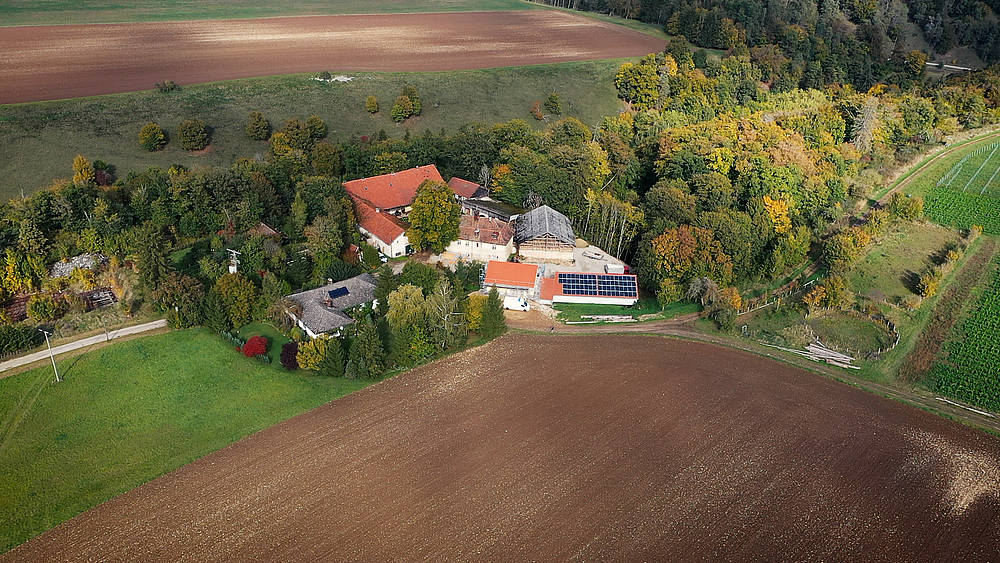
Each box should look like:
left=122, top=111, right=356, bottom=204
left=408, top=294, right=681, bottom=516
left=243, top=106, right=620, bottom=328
left=0, top=11, right=664, bottom=104
left=6, top=334, right=1000, bottom=561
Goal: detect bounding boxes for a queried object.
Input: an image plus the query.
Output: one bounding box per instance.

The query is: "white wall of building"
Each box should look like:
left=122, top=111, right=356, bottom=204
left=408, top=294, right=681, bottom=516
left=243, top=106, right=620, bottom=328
left=445, top=238, right=514, bottom=263
left=359, top=226, right=410, bottom=258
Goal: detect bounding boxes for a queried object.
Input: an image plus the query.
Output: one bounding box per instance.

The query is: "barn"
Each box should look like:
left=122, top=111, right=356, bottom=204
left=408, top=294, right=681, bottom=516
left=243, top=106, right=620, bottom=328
left=515, top=205, right=576, bottom=264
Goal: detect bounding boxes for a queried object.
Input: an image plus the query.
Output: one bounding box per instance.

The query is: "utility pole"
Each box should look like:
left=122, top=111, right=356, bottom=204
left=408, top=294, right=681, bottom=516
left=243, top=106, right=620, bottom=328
left=38, top=329, right=60, bottom=383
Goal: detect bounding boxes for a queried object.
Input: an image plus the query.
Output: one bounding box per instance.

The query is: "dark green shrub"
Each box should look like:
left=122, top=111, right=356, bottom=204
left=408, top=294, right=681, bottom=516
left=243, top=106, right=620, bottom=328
left=178, top=119, right=209, bottom=151
left=306, top=115, right=327, bottom=139
left=245, top=111, right=271, bottom=140
left=544, top=93, right=562, bottom=115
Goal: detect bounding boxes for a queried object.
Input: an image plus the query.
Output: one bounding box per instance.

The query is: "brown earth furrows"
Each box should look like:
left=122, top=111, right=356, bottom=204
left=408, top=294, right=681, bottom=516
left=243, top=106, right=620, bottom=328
left=0, top=11, right=664, bottom=104
left=5, top=334, right=1000, bottom=561
left=899, top=238, right=998, bottom=381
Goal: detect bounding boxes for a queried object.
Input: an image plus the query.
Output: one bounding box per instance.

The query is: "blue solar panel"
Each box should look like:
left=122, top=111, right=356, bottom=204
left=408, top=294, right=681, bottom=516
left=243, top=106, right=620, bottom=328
left=557, top=273, right=637, bottom=297
left=329, top=287, right=350, bottom=299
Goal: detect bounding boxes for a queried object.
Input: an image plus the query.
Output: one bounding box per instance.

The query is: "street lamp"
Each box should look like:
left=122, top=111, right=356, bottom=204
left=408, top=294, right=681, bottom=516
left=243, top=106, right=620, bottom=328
left=38, top=328, right=61, bottom=383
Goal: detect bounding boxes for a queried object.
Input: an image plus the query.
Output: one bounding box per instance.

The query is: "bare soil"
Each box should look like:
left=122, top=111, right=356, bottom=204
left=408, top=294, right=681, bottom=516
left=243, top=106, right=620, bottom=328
left=0, top=11, right=664, bottom=104
left=5, top=334, right=999, bottom=561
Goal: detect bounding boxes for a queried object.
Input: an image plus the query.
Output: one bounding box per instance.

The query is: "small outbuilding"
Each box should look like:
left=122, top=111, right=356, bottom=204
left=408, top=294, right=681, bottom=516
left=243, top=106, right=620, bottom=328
left=515, top=205, right=576, bottom=264
left=483, top=260, right=539, bottom=297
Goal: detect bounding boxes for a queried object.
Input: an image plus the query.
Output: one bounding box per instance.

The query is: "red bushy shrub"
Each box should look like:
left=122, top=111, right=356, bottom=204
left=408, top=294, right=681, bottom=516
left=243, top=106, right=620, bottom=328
left=242, top=335, right=268, bottom=358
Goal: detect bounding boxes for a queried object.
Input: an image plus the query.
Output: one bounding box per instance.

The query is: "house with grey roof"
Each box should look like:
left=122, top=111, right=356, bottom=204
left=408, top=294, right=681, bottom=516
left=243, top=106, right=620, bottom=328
left=284, top=273, right=377, bottom=338
left=514, top=205, right=576, bottom=264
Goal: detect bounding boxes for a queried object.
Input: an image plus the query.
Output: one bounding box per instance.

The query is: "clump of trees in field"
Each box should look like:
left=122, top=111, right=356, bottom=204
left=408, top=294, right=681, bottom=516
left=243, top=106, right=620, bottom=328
left=391, top=85, right=422, bottom=122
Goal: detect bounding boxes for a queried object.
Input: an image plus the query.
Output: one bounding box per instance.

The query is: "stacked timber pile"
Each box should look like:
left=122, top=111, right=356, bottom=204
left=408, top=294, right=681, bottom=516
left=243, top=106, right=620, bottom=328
left=762, top=341, right=860, bottom=370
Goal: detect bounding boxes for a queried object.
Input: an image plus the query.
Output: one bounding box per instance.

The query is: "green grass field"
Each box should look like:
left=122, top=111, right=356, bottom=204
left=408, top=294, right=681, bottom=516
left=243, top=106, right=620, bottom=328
left=0, top=328, right=372, bottom=552
left=848, top=221, right=958, bottom=305
left=0, top=0, right=537, bottom=26
left=0, top=61, right=625, bottom=202
left=554, top=298, right=699, bottom=323
left=928, top=254, right=1000, bottom=411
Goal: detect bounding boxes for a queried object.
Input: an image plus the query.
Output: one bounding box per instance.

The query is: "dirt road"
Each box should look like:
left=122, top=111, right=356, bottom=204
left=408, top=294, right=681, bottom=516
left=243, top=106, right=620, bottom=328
left=6, top=334, right=999, bottom=560
left=0, top=11, right=664, bottom=103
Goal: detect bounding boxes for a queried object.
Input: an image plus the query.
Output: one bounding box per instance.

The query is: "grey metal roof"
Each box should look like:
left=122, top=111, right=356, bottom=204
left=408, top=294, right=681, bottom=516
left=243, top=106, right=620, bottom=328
left=514, top=205, right=575, bottom=245
left=285, top=273, right=377, bottom=334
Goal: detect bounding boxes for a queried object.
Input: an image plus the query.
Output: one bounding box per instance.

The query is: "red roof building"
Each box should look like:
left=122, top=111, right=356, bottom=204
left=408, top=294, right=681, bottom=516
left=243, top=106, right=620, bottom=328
left=447, top=177, right=488, bottom=199
left=343, top=165, right=445, bottom=212
left=483, top=260, right=539, bottom=291
left=355, top=201, right=410, bottom=258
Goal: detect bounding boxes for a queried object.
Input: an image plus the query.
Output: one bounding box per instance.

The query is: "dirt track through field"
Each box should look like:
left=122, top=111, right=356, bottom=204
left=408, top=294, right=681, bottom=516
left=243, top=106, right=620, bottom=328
left=6, top=334, right=999, bottom=561
left=0, top=11, right=664, bottom=104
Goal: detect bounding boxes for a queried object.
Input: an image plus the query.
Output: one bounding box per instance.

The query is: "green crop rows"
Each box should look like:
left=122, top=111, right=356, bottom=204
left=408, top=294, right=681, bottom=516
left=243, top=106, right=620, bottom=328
left=923, top=140, right=1000, bottom=233
left=930, top=261, right=1000, bottom=411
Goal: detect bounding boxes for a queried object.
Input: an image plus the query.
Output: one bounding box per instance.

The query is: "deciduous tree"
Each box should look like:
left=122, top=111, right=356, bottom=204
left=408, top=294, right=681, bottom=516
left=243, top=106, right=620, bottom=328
left=407, top=180, right=460, bottom=253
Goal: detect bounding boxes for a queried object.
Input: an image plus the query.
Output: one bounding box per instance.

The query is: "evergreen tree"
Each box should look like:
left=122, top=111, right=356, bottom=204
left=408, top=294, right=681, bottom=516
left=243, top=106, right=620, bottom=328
left=348, top=316, right=385, bottom=379
left=202, top=290, right=231, bottom=332
left=318, top=336, right=345, bottom=377
left=480, top=287, right=506, bottom=338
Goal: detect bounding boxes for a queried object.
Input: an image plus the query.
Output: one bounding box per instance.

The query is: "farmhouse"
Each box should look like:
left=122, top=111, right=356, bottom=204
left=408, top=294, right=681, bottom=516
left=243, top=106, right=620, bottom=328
left=539, top=271, right=639, bottom=306
left=445, top=215, right=515, bottom=262
left=483, top=260, right=539, bottom=297
left=343, top=164, right=444, bottom=217
left=355, top=201, right=411, bottom=258
left=447, top=177, right=489, bottom=200
left=515, top=205, right=576, bottom=264
left=284, top=273, right=377, bottom=338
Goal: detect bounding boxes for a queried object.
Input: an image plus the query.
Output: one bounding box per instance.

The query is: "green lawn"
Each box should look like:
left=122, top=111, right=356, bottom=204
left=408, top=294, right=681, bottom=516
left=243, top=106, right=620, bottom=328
left=555, top=297, right=699, bottom=323
left=0, top=60, right=626, bottom=202
left=848, top=221, right=958, bottom=305
left=0, top=0, right=538, bottom=26
left=0, top=328, right=372, bottom=553
left=237, top=322, right=293, bottom=364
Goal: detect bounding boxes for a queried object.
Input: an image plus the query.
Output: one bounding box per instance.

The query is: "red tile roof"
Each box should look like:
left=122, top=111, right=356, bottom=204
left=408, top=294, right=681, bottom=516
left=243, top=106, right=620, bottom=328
left=448, top=177, right=483, bottom=198
left=458, top=215, right=513, bottom=245
left=355, top=201, right=407, bottom=245
left=344, top=165, right=445, bottom=210
left=484, top=261, right=538, bottom=289
left=540, top=277, right=561, bottom=301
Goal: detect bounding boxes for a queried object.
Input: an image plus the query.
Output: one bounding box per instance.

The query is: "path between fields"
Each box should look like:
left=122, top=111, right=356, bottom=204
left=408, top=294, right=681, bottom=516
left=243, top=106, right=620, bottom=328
left=505, top=311, right=1000, bottom=435
left=0, top=11, right=664, bottom=103
left=882, top=128, right=1000, bottom=204
left=0, top=319, right=168, bottom=375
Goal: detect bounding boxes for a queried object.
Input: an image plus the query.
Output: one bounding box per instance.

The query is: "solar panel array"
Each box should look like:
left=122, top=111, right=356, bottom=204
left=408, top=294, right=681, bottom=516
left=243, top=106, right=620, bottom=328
left=557, top=273, right=638, bottom=297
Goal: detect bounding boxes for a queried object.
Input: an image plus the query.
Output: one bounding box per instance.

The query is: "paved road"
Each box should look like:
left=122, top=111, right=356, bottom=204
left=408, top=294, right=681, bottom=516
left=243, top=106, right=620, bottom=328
left=0, top=319, right=168, bottom=374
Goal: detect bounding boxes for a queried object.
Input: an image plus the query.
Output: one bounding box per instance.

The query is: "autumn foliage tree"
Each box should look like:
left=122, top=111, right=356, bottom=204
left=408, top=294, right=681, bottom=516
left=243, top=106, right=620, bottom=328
left=139, top=122, right=167, bottom=151
left=72, top=155, right=95, bottom=186
left=637, top=225, right=734, bottom=304
left=365, top=95, right=379, bottom=114
left=407, top=180, right=461, bottom=253
left=214, top=273, right=258, bottom=328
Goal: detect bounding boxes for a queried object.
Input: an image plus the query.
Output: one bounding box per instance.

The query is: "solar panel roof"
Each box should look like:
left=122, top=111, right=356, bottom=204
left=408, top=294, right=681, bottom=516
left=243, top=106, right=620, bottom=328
left=556, top=273, right=638, bottom=297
